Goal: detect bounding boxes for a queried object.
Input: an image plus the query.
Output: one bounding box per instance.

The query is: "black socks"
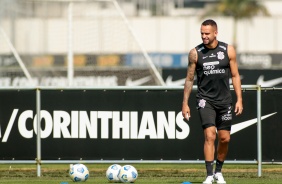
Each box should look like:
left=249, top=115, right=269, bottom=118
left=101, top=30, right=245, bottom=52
left=205, top=161, right=214, bottom=176
left=215, top=159, right=224, bottom=173
left=205, top=159, right=224, bottom=176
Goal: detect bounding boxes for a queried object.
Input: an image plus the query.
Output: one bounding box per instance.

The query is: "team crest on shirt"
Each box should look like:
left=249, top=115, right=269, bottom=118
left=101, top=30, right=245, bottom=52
left=198, top=99, right=206, bottom=108
left=217, top=51, right=225, bottom=60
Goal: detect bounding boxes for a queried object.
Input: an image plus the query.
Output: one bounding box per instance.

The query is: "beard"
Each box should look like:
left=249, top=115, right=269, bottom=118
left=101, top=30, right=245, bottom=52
left=202, top=37, right=215, bottom=46
left=203, top=39, right=210, bottom=45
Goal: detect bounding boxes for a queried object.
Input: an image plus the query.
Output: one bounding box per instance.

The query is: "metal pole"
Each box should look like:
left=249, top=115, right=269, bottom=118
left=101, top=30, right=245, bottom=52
left=257, top=85, right=262, bottom=177
left=68, top=2, right=74, bottom=86
left=112, top=0, right=165, bottom=86
left=0, top=27, right=33, bottom=85
left=36, top=88, right=41, bottom=177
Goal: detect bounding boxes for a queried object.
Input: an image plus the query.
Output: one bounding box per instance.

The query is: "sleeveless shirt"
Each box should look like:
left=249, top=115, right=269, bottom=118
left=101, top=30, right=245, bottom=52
left=195, top=41, right=232, bottom=105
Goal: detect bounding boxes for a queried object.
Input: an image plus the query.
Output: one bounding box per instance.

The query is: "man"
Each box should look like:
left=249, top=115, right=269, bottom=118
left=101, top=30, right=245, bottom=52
left=182, top=19, right=243, bottom=184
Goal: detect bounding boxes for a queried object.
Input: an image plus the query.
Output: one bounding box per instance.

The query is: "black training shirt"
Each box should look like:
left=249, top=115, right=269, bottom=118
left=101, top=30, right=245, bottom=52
left=195, top=41, right=232, bottom=105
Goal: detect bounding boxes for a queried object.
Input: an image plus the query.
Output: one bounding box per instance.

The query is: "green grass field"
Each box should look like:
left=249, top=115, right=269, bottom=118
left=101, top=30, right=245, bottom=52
left=0, top=163, right=281, bottom=184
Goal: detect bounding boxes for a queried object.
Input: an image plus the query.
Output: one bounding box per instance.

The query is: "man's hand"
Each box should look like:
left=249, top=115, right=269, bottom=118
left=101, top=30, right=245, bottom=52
left=234, top=101, right=243, bottom=116
left=182, top=104, right=191, bottom=121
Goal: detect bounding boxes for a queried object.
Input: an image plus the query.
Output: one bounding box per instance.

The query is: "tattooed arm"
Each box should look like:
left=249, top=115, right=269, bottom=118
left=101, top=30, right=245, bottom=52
left=182, top=48, right=197, bottom=120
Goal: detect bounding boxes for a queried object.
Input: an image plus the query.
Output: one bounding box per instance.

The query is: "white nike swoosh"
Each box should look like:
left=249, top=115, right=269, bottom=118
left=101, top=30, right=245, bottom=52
left=230, top=112, right=277, bottom=135
left=257, top=75, right=282, bottom=87
left=125, top=76, right=152, bottom=86
left=165, top=75, right=186, bottom=86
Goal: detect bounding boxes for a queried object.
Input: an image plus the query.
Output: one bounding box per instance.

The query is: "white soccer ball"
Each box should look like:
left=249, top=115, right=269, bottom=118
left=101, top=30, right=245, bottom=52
left=118, top=165, right=138, bottom=183
left=106, top=164, right=122, bottom=182
left=69, top=164, right=89, bottom=182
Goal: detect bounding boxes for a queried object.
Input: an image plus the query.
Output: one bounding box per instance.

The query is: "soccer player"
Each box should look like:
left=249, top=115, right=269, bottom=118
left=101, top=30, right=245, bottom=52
left=182, top=19, right=243, bottom=184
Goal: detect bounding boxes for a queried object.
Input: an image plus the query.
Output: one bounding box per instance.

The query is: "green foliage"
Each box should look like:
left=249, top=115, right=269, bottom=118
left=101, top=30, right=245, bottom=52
left=203, top=0, right=270, bottom=20
left=201, top=0, right=270, bottom=46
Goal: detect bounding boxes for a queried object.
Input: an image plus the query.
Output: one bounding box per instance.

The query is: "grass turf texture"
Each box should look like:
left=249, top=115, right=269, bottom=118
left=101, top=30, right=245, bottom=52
left=0, top=163, right=281, bottom=183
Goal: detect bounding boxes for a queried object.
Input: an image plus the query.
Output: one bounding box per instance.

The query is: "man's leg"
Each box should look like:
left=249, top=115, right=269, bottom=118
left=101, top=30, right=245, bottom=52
left=198, top=101, right=217, bottom=184
left=216, top=130, right=230, bottom=172
left=204, top=126, right=217, bottom=175
left=202, top=126, right=216, bottom=184
left=213, top=129, right=230, bottom=184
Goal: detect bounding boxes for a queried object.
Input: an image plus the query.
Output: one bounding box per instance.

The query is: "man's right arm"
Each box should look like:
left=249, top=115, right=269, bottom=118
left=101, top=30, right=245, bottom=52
left=182, top=48, right=197, bottom=120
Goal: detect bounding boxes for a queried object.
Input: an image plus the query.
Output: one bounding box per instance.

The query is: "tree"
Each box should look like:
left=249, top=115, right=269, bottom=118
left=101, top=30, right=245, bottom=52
left=202, top=0, right=270, bottom=48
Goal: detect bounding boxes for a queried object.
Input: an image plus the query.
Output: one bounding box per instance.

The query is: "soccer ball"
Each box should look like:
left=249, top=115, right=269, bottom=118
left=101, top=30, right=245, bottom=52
left=69, top=164, right=89, bottom=182
left=118, top=165, right=138, bottom=183
left=106, top=164, right=122, bottom=182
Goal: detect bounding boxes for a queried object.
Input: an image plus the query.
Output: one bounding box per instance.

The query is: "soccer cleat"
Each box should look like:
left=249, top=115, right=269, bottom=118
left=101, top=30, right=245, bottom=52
left=202, top=175, right=214, bottom=184
left=214, top=172, right=226, bottom=184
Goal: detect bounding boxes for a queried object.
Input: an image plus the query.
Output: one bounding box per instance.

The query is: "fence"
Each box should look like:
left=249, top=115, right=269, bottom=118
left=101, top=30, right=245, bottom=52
left=1, top=85, right=282, bottom=178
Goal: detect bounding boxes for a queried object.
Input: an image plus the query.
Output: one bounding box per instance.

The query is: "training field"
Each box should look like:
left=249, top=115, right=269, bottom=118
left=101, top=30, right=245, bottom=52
left=0, top=163, right=281, bottom=184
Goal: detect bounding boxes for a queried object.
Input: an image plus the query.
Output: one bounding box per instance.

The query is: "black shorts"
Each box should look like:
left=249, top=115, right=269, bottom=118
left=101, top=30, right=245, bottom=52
left=196, top=99, right=232, bottom=131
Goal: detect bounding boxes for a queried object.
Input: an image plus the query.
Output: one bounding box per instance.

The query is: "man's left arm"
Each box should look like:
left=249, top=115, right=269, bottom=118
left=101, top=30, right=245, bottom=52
left=228, top=45, right=243, bottom=116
